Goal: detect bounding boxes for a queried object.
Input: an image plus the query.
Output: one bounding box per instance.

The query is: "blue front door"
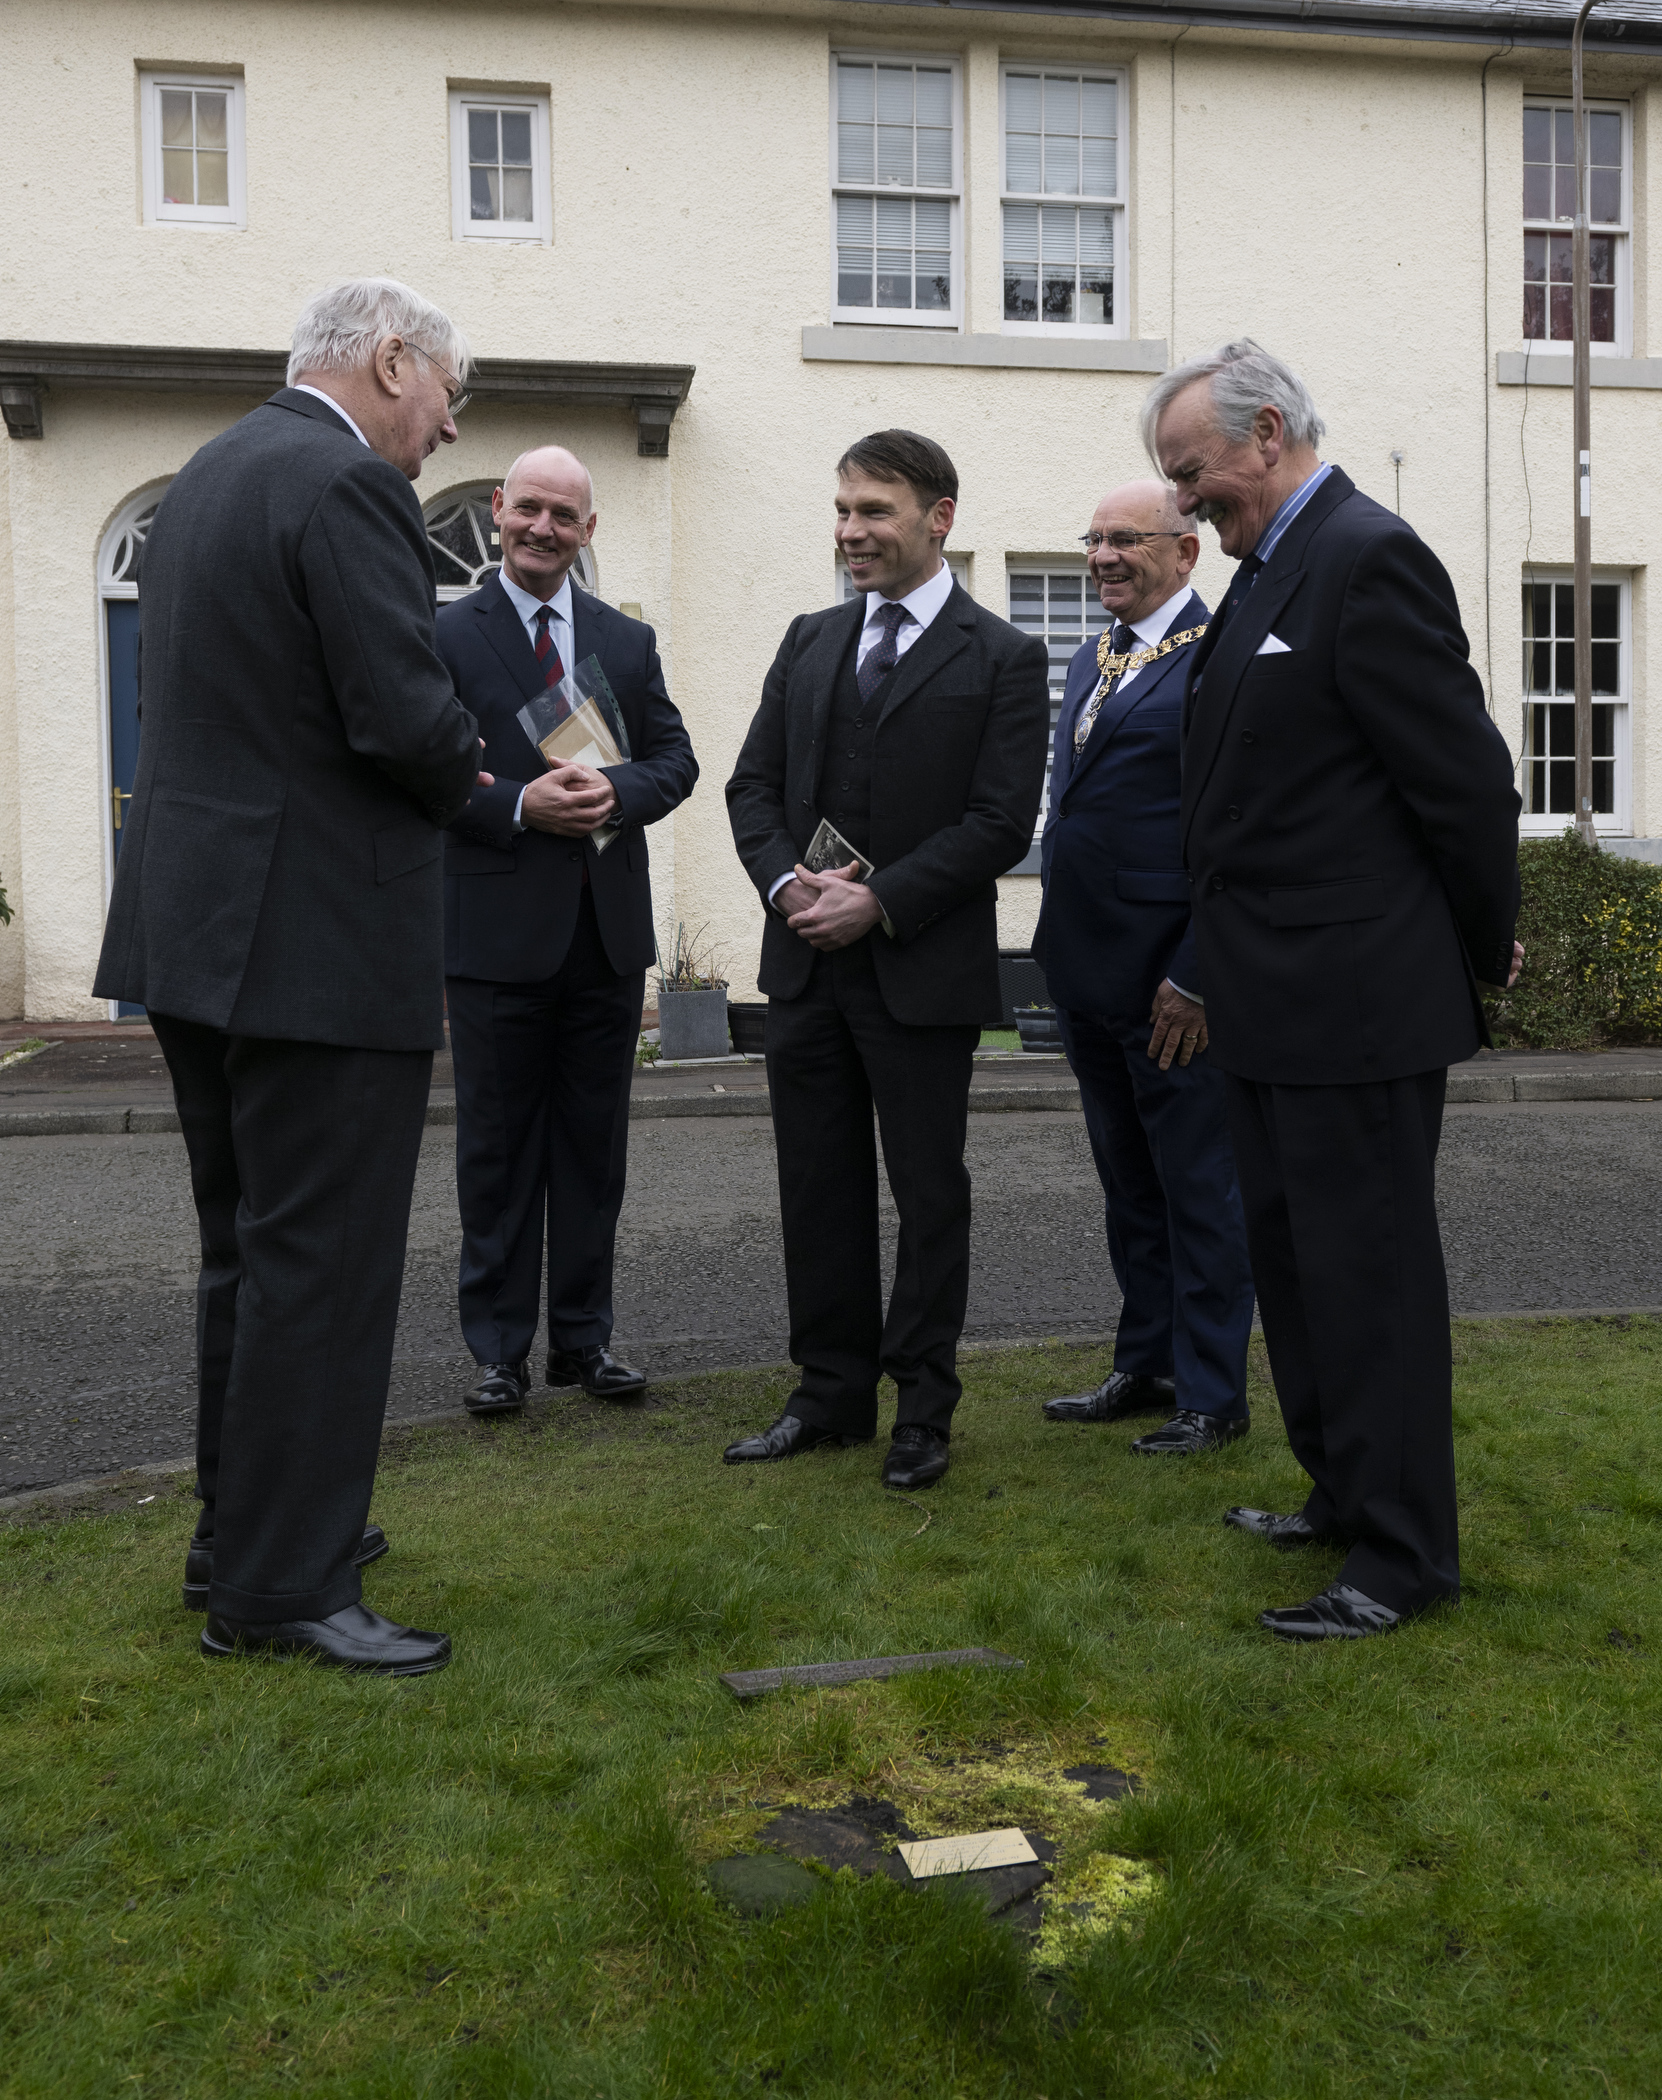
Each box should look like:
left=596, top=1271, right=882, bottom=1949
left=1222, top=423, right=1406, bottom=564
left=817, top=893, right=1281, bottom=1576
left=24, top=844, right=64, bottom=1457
left=105, top=599, right=144, bottom=1016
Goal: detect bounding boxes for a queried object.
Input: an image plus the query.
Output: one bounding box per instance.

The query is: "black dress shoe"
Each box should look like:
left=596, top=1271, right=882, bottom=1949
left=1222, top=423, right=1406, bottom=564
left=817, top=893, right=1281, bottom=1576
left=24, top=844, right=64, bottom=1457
left=1224, top=1506, right=1329, bottom=1550
left=1130, top=1408, right=1250, bottom=1456
left=201, top=1601, right=451, bottom=1675
left=546, top=1344, right=646, bottom=1398
left=182, top=1524, right=388, bottom=1611
left=465, top=1361, right=529, bottom=1415
left=723, top=1413, right=871, bottom=1464
left=881, top=1424, right=950, bottom=1491
left=1259, top=1583, right=1403, bottom=1642
left=1043, top=1370, right=1176, bottom=1423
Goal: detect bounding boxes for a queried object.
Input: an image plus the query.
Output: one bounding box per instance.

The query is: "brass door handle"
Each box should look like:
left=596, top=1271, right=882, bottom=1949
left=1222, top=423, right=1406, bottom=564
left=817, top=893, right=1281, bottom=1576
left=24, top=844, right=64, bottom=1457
left=112, top=786, right=131, bottom=830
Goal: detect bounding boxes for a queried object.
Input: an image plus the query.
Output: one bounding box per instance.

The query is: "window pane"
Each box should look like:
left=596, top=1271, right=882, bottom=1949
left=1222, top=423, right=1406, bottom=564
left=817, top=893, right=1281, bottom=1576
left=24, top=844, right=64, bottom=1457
left=1549, top=232, right=1573, bottom=280
left=876, top=195, right=911, bottom=245
left=1041, top=205, right=1076, bottom=263
left=876, top=67, right=912, bottom=123
left=1554, top=165, right=1576, bottom=220
left=915, top=69, right=951, bottom=126
left=500, top=111, right=532, bottom=164
left=1007, top=73, right=1040, bottom=132
left=1591, top=642, right=1619, bottom=692
left=1590, top=286, right=1615, bottom=341
left=877, top=123, right=913, bottom=185
left=916, top=266, right=950, bottom=311
left=1043, top=75, right=1078, bottom=136
left=916, top=125, right=951, bottom=186
left=1043, top=272, right=1075, bottom=322
left=1081, top=135, right=1115, bottom=196
left=915, top=198, right=950, bottom=248
left=1043, top=136, right=1080, bottom=196
left=1523, top=165, right=1550, bottom=218
left=1007, top=131, right=1040, bottom=191
left=838, top=65, right=874, bottom=121
left=1523, top=284, right=1545, bottom=339
left=502, top=167, right=533, bottom=220
left=1004, top=269, right=1037, bottom=321
left=195, top=92, right=227, bottom=149
left=1003, top=201, right=1038, bottom=261
left=160, top=90, right=193, bottom=149
left=468, top=109, right=498, bottom=163
left=1079, top=208, right=1113, bottom=267
left=1590, top=168, right=1620, bottom=222
left=839, top=124, right=874, bottom=183
left=1589, top=235, right=1615, bottom=284
left=161, top=149, right=195, bottom=203
left=838, top=195, right=874, bottom=304
left=1555, top=108, right=1573, bottom=161
left=1524, top=230, right=1546, bottom=276
left=1549, top=284, right=1573, bottom=340
left=195, top=149, right=229, bottom=207
left=1523, top=107, right=1550, bottom=160
left=1081, top=79, right=1116, bottom=137
left=1591, top=584, right=1619, bottom=636
left=1078, top=268, right=1112, bottom=326
left=876, top=253, right=912, bottom=307
left=1555, top=639, right=1574, bottom=691
left=1589, top=110, right=1622, bottom=167
left=470, top=166, right=498, bottom=220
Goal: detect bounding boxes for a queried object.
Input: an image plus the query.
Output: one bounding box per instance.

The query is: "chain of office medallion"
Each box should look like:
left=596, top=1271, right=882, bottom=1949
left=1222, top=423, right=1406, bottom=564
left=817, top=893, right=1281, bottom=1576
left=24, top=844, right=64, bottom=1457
left=1094, top=621, right=1209, bottom=682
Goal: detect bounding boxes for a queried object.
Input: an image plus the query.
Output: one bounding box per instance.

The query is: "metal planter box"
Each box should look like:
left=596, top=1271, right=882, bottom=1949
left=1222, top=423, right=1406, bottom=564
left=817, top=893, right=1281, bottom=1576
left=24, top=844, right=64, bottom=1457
left=658, top=987, right=731, bottom=1061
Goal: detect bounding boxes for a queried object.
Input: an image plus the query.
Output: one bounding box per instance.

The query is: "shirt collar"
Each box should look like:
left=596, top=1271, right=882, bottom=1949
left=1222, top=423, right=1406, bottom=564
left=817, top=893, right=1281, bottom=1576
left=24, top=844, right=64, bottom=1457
left=863, top=558, right=956, bottom=634
left=292, top=383, right=371, bottom=449
left=498, top=567, right=575, bottom=631
left=1252, top=461, right=1333, bottom=566
left=1125, top=583, right=1195, bottom=649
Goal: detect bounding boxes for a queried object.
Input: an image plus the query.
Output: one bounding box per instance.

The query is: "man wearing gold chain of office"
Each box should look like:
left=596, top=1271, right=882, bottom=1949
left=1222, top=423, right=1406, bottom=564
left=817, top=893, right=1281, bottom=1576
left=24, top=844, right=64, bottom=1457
left=1031, top=480, right=1256, bottom=1457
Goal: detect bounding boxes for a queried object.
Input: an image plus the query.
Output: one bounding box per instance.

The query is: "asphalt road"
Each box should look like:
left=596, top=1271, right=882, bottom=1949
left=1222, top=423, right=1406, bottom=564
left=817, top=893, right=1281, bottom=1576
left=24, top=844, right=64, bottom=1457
left=3, top=1099, right=1660, bottom=1494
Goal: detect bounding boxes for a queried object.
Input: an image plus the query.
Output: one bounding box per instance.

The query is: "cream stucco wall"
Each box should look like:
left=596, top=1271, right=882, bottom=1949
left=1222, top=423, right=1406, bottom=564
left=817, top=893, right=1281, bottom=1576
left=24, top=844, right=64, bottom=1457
left=3, top=0, right=1660, bottom=1017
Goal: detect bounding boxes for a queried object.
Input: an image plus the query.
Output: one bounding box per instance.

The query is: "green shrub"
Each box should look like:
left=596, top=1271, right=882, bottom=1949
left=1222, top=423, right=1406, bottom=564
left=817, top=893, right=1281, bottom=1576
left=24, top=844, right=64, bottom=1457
left=1484, top=831, right=1662, bottom=1048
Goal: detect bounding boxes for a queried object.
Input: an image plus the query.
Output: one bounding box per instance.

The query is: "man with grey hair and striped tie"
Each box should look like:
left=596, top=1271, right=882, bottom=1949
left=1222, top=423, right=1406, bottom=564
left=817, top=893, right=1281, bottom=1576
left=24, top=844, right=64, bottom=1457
left=1146, top=338, right=1522, bottom=1644
left=95, top=278, right=484, bottom=1675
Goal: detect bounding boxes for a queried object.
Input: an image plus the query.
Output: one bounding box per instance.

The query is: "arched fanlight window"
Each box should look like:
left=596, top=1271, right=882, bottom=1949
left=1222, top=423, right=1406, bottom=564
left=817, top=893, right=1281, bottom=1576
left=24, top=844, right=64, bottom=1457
left=422, top=481, right=598, bottom=602
left=100, top=490, right=166, bottom=590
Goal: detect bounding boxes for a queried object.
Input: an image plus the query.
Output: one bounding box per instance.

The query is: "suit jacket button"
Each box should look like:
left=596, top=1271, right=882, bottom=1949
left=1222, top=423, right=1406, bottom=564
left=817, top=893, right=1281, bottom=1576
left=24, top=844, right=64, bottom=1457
left=1241, top=730, right=1256, bottom=744
left=569, top=851, right=580, bottom=862
left=1227, top=805, right=1241, bottom=821
left=1210, top=874, right=1225, bottom=891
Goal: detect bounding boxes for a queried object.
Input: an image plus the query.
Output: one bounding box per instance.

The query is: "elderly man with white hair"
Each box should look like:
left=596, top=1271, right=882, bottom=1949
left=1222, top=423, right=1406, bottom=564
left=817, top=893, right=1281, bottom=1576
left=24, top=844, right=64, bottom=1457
left=95, top=278, right=484, bottom=1675
left=1144, top=339, right=1521, bottom=1642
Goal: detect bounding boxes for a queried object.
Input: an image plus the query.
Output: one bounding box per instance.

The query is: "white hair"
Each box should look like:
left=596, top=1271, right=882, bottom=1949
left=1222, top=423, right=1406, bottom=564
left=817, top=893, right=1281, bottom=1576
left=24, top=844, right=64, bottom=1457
left=286, top=277, right=471, bottom=388
left=1140, top=338, right=1326, bottom=463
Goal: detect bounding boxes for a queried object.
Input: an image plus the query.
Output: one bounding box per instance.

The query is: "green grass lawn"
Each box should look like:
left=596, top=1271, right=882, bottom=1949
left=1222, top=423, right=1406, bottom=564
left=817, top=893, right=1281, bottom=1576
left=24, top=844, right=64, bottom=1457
left=2, top=1319, right=1659, bottom=2098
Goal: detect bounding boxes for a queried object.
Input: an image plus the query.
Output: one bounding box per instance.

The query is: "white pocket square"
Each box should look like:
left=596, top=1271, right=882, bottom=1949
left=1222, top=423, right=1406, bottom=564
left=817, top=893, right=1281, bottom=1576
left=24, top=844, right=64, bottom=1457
left=1255, top=633, right=1292, bottom=655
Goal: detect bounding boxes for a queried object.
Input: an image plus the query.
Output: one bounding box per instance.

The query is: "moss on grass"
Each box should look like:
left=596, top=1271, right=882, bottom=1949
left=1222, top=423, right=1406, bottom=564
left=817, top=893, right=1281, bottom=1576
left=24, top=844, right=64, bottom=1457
left=1, top=1320, right=1659, bottom=2096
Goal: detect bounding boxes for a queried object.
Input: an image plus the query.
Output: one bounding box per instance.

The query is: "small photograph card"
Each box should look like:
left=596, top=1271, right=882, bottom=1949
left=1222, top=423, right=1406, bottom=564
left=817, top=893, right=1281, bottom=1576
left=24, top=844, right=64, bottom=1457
left=897, top=1829, right=1037, bottom=1879
left=802, top=818, right=874, bottom=883
left=516, top=655, right=633, bottom=853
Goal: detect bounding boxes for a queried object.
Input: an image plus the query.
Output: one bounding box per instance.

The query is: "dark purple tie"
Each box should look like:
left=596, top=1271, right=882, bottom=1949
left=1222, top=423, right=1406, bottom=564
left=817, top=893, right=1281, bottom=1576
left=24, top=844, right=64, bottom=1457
left=857, top=601, right=910, bottom=701
left=533, top=604, right=565, bottom=687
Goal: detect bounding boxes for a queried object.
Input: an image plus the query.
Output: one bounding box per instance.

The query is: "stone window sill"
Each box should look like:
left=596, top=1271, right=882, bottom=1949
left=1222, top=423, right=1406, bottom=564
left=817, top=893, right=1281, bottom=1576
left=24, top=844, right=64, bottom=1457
left=1496, top=352, right=1662, bottom=388
left=803, top=326, right=1167, bottom=374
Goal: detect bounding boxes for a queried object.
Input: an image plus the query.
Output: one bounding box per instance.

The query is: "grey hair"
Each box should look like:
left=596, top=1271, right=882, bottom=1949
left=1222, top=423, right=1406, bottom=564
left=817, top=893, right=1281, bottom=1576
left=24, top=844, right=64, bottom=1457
left=1140, top=338, right=1325, bottom=463
left=286, top=277, right=471, bottom=388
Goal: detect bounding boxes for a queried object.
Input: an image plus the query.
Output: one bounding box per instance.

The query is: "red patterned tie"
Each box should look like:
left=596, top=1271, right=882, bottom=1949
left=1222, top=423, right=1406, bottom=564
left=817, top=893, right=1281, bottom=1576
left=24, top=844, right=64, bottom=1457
left=533, top=604, right=565, bottom=688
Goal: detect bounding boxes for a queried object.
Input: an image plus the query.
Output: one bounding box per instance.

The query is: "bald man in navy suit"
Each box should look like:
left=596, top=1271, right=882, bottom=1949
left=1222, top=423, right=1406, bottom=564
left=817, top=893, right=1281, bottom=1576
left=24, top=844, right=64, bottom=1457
left=1034, top=481, right=1255, bottom=1455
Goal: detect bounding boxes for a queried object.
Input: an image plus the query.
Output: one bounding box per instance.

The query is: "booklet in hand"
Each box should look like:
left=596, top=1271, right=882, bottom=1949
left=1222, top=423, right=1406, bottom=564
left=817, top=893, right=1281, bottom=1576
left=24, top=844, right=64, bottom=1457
left=516, top=655, right=632, bottom=853
left=802, top=817, right=875, bottom=883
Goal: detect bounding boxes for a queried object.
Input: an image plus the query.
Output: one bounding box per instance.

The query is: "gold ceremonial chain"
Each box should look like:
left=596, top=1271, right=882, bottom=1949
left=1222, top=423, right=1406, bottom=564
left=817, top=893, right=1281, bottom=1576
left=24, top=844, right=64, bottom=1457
left=1094, top=621, right=1208, bottom=682
left=1073, top=620, right=1209, bottom=753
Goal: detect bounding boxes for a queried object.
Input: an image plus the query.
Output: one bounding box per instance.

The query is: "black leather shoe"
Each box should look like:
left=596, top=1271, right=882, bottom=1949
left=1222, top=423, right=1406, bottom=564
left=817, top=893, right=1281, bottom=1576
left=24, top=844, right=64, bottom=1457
left=546, top=1344, right=647, bottom=1398
left=881, top=1424, right=950, bottom=1491
left=1224, top=1506, right=1329, bottom=1550
left=200, top=1601, right=451, bottom=1675
left=1043, top=1370, right=1176, bottom=1424
left=182, top=1524, right=388, bottom=1611
left=1259, top=1583, right=1403, bottom=1642
left=1130, top=1408, right=1250, bottom=1456
left=465, top=1361, right=529, bottom=1415
left=723, top=1413, right=871, bottom=1464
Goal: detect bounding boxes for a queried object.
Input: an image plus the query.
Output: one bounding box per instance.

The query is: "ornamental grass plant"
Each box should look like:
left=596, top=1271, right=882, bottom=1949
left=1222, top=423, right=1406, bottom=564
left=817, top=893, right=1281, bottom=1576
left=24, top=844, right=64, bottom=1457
left=1, top=1320, right=1658, bottom=2097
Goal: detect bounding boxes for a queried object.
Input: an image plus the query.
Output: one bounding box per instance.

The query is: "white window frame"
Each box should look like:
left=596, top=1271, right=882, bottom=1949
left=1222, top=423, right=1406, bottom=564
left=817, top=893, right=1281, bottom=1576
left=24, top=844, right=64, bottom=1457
left=829, top=52, right=963, bottom=331
left=139, top=72, right=246, bottom=230
left=1007, top=562, right=1111, bottom=869
left=999, top=65, right=1127, bottom=338
left=449, top=89, right=552, bottom=244
left=1519, top=566, right=1632, bottom=837
left=1522, top=97, right=1631, bottom=357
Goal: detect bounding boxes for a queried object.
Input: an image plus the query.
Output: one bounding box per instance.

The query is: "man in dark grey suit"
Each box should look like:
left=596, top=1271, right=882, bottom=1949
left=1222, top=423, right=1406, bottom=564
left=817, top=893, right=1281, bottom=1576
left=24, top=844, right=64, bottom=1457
left=94, top=278, right=483, bottom=1676
left=725, top=430, right=1050, bottom=1491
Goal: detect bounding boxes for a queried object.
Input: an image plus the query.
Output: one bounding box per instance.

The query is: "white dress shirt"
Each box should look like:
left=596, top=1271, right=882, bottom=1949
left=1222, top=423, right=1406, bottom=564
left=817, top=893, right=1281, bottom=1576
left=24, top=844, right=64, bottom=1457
left=1107, top=583, right=1195, bottom=695
left=292, top=383, right=371, bottom=448
left=769, top=560, right=956, bottom=912
left=498, top=570, right=576, bottom=831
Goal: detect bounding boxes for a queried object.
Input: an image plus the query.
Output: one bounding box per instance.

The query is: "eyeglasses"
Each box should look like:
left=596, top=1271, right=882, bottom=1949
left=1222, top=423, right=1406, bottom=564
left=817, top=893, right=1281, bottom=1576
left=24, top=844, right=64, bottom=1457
left=403, top=340, right=470, bottom=416
left=1078, top=530, right=1184, bottom=554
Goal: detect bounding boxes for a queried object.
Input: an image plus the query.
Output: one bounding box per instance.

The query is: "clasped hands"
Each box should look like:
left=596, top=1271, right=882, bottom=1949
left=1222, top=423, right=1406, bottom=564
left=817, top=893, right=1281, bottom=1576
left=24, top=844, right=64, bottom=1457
left=520, top=761, right=618, bottom=837
left=777, top=860, right=884, bottom=951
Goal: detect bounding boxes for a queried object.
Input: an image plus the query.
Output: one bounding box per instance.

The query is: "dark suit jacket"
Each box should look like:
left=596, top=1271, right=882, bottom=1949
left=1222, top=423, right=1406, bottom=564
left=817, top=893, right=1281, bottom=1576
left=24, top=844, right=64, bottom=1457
left=1032, top=594, right=1209, bottom=1021
left=92, top=389, right=480, bottom=1051
left=726, top=580, right=1050, bottom=1027
left=437, top=574, right=697, bottom=981
left=1180, top=467, right=1520, bottom=1086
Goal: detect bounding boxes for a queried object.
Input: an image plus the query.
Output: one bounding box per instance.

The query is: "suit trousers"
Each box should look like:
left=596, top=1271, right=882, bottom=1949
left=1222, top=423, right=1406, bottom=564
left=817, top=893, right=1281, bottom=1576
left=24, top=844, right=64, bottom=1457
left=766, top=937, right=978, bottom=1438
left=149, top=1012, right=433, bottom=1621
left=1058, top=1010, right=1254, bottom=1418
left=448, top=888, right=645, bottom=1367
left=1223, top=1069, right=1458, bottom=1615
